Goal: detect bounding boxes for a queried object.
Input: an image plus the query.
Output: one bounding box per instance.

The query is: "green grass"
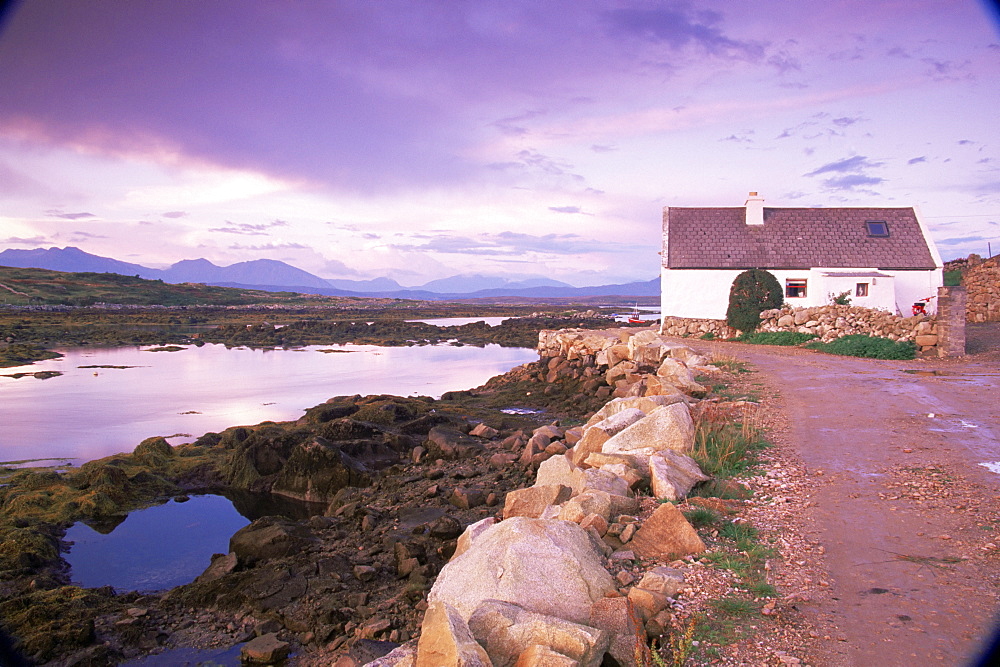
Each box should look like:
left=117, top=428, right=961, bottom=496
left=682, top=506, right=720, bottom=528
left=736, top=331, right=816, bottom=346
left=805, top=334, right=916, bottom=360
left=944, top=270, right=962, bottom=286
left=691, top=404, right=768, bottom=478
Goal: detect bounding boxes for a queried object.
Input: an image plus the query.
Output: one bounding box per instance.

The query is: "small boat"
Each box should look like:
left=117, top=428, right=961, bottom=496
left=627, top=303, right=643, bottom=324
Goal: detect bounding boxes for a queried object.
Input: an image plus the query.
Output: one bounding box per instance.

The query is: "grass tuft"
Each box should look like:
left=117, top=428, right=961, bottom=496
left=736, top=331, right=816, bottom=346
left=805, top=334, right=916, bottom=360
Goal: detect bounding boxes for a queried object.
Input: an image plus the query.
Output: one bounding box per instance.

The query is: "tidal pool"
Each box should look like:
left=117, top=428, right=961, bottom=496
left=0, top=342, right=536, bottom=465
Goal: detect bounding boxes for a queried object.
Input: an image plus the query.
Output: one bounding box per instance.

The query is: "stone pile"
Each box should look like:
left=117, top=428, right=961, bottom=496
left=962, top=255, right=1000, bottom=322
left=368, top=329, right=715, bottom=666
left=757, top=305, right=934, bottom=346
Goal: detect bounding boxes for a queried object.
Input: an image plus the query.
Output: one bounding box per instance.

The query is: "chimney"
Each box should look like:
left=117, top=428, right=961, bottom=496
left=745, top=191, right=764, bottom=226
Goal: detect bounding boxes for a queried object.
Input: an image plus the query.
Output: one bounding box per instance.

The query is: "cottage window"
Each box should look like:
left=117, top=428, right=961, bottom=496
left=865, top=221, right=889, bottom=237
left=856, top=282, right=869, bottom=297
left=786, top=279, right=807, bottom=298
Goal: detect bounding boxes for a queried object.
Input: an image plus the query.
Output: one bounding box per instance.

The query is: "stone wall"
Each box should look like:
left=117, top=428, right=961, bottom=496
left=657, top=304, right=963, bottom=356
left=963, top=255, right=1000, bottom=322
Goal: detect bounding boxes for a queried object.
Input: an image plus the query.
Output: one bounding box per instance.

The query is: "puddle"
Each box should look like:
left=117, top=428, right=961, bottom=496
left=64, top=492, right=326, bottom=593
left=501, top=407, right=541, bottom=415
left=979, top=462, right=1000, bottom=475
left=120, top=644, right=244, bottom=666
left=903, top=369, right=1000, bottom=377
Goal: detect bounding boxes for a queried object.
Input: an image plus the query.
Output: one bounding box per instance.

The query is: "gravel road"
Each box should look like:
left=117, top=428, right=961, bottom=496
left=689, top=327, right=1000, bottom=666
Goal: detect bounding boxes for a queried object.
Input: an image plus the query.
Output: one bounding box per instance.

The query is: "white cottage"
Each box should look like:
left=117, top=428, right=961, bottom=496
left=660, top=193, right=944, bottom=322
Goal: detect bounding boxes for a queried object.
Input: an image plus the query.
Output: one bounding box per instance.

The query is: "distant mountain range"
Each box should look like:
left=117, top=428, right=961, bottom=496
left=0, top=246, right=659, bottom=300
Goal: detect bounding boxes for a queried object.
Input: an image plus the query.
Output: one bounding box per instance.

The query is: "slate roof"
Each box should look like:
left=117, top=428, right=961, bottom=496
left=665, top=207, right=938, bottom=270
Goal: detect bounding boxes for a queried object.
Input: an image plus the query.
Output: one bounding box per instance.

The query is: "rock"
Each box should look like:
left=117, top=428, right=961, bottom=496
left=363, top=639, right=418, bottom=666
left=644, top=610, right=673, bottom=639
left=626, top=587, right=669, bottom=622
left=570, top=409, right=646, bottom=467
left=451, top=487, right=486, bottom=510
left=455, top=517, right=497, bottom=558
left=470, top=423, right=500, bottom=439
left=579, top=513, right=608, bottom=536
left=429, top=515, right=464, bottom=540
left=513, top=644, right=577, bottom=666
left=648, top=451, right=710, bottom=501
left=428, top=517, right=616, bottom=626
left=557, top=490, right=614, bottom=523
left=272, top=437, right=372, bottom=503
left=589, top=597, right=644, bottom=667
left=635, top=567, right=685, bottom=598
left=581, top=469, right=630, bottom=497
left=602, top=403, right=695, bottom=465
left=468, top=600, right=609, bottom=667
left=355, top=565, right=378, bottom=582
left=195, top=552, right=237, bottom=584
left=503, top=485, right=573, bottom=519
left=241, top=633, right=290, bottom=664
left=426, top=426, right=486, bottom=459
left=915, top=334, right=938, bottom=346
left=132, top=436, right=174, bottom=467
left=416, top=601, right=493, bottom=667
left=229, top=516, right=315, bottom=565
left=655, top=358, right=706, bottom=396
left=534, top=456, right=585, bottom=493
left=628, top=503, right=705, bottom=560
left=585, top=395, right=686, bottom=428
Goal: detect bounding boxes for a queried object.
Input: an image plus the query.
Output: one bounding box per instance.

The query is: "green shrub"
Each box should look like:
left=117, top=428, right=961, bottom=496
left=831, top=290, right=852, bottom=305
left=806, top=334, right=916, bottom=360
left=736, top=331, right=816, bottom=346
left=725, top=269, right=783, bottom=333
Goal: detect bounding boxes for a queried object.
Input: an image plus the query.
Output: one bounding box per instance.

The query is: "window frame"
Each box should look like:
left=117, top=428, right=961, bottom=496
left=785, top=279, right=807, bottom=298
left=865, top=220, right=890, bottom=237
left=855, top=282, right=869, bottom=297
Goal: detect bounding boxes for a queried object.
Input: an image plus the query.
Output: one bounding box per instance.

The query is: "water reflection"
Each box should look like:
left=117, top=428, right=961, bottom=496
left=1, top=342, right=536, bottom=464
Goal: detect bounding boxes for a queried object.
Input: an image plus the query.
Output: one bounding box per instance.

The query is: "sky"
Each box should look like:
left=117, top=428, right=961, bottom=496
left=0, top=0, right=998, bottom=287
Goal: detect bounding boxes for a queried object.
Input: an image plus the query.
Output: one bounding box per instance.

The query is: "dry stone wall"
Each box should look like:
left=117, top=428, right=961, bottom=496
left=962, top=255, right=1000, bottom=322
left=375, top=329, right=722, bottom=666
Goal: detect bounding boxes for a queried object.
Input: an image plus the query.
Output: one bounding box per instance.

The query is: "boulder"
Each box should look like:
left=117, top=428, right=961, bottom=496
left=585, top=395, right=686, bottom=428
left=535, top=455, right=585, bottom=493
left=570, top=409, right=645, bottom=467
left=635, top=567, right=685, bottom=598
left=428, top=518, right=616, bottom=625
left=363, top=639, right=418, bottom=666
left=468, top=600, right=609, bottom=667
left=655, top=358, right=706, bottom=396
left=589, top=597, right=644, bottom=667
left=513, top=644, right=576, bottom=666
left=581, top=469, right=631, bottom=497
left=195, top=552, right=237, bottom=584
left=416, top=601, right=492, bottom=667
left=241, top=633, right=290, bottom=664
left=503, top=485, right=573, bottom=519
left=648, top=451, right=710, bottom=501
left=470, top=423, right=500, bottom=439
left=426, top=427, right=486, bottom=459
left=272, top=437, right=371, bottom=503
left=229, top=516, right=315, bottom=565
left=628, top=503, right=705, bottom=560
left=455, top=517, right=497, bottom=558
left=601, top=403, right=695, bottom=464
left=557, top=490, right=614, bottom=523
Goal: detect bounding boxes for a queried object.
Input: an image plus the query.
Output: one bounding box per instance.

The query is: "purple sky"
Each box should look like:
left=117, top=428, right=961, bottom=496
left=1, top=1, right=998, bottom=286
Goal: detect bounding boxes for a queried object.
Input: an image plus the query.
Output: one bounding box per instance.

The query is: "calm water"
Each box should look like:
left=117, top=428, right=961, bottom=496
left=0, top=342, right=536, bottom=465
left=64, top=495, right=249, bottom=592
left=406, top=316, right=510, bottom=326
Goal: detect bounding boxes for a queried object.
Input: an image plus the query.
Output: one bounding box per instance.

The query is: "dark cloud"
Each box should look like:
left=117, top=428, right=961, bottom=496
left=936, top=235, right=989, bottom=246
left=548, top=206, right=583, bottom=214
left=387, top=230, right=613, bottom=257
left=908, top=156, right=927, bottom=165
left=227, top=242, right=309, bottom=250
left=69, top=231, right=107, bottom=239
left=590, top=144, right=616, bottom=153
left=720, top=132, right=753, bottom=143
left=804, top=155, right=883, bottom=177
left=922, top=57, right=972, bottom=80
left=162, top=211, right=187, bottom=218
left=820, top=175, right=885, bottom=190
left=209, top=220, right=288, bottom=235
left=47, top=211, right=96, bottom=220
left=766, top=51, right=801, bottom=73
left=831, top=116, right=862, bottom=127
left=491, top=110, right=546, bottom=137
left=605, top=6, right=765, bottom=60
left=958, top=139, right=976, bottom=145
left=2, top=236, right=49, bottom=245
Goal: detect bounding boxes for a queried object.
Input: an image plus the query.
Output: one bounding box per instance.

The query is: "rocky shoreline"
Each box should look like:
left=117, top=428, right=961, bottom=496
left=0, top=325, right=763, bottom=666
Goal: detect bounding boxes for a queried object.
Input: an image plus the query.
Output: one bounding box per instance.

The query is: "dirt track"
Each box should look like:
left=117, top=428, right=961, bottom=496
left=689, top=329, right=1000, bottom=666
